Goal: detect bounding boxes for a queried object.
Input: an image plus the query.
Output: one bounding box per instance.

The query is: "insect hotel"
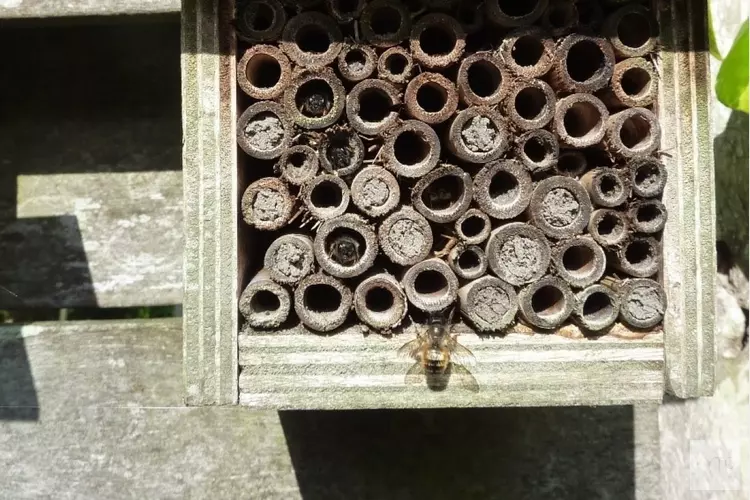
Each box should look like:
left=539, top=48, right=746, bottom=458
left=183, top=0, right=715, bottom=409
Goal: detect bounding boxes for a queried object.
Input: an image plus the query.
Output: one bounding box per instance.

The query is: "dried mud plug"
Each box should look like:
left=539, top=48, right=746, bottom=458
left=284, top=68, right=346, bottom=130
left=458, top=276, right=518, bottom=332
left=485, top=222, right=551, bottom=286
left=528, top=176, right=592, bottom=239
left=313, top=214, right=378, bottom=278
left=351, top=166, right=400, bottom=218
left=264, top=234, right=315, bottom=285
left=239, top=270, right=291, bottom=328
left=411, top=165, right=473, bottom=223
left=237, top=45, right=292, bottom=100
left=301, top=174, right=350, bottom=220
left=402, top=258, right=459, bottom=313
left=447, top=107, right=509, bottom=164
left=573, top=284, right=620, bottom=332
left=294, top=273, right=353, bottom=332
left=237, top=102, right=292, bottom=160
left=473, top=160, right=533, bottom=220
left=241, top=177, right=294, bottom=231
left=617, top=278, right=666, bottom=329
left=518, top=275, right=574, bottom=330
left=379, top=206, right=433, bottom=266
left=354, top=273, right=408, bottom=330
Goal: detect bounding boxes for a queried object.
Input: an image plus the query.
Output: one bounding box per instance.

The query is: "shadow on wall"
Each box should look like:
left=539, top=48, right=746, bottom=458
left=280, top=406, right=638, bottom=500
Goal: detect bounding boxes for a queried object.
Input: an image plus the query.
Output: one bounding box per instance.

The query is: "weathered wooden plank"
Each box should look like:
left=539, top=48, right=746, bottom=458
left=0, top=319, right=663, bottom=499
left=656, top=0, right=716, bottom=398
left=0, top=0, right=179, bottom=18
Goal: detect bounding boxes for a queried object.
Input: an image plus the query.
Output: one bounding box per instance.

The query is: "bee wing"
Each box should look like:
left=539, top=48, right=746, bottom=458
left=404, top=362, right=426, bottom=386
left=397, top=336, right=423, bottom=361
left=447, top=335, right=476, bottom=367
left=450, top=363, right=480, bottom=393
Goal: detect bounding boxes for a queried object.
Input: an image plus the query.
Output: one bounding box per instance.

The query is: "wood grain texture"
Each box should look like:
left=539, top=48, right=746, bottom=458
left=0, top=0, right=179, bottom=18
left=656, top=0, right=717, bottom=398
left=181, top=0, right=238, bottom=405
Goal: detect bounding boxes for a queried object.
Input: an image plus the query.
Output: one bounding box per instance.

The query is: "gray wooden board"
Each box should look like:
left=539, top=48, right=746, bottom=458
left=0, top=0, right=179, bottom=18
left=0, top=319, right=664, bottom=499
left=0, top=18, right=183, bottom=309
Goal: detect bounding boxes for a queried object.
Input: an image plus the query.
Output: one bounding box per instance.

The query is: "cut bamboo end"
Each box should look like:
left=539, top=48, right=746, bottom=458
left=454, top=208, right=491, bottom=245
left=601, top=57, right=657, bottom=109
left=553, top=93, right=609, bottom=148
left=360, top=0, right=412, bottom=48
left=629, top=157, right=667, bottom=198
left=237, top=45, right=292, bottom=100
left=263, top=234, right=315, bottom=285
left=628, top=199, right=667, bottom=234
left=614, top=236, right=661, bottom=278
left=541, top=0, right=578, bottom=37
left=411, top=165, right=473, bottom=223
left=573, top=284, right=620, bottom=331
left=294, top=273, right=353, bottom=332
left=555, top=149, right=588, bottom=178
left=485, top=0, right=548, bottom=27
left=550, top=34, right=615, bottom=93
left=301, top=174, right=350, bottom=220
left=516, top=129, right=559, bottom=174
left=605, top=107, right=661, bottom=159
left=448, top=245, right=488, bottom=280
left=279, top=145, right=319, bottom=186
left=237, top=101, right=293, bottom=160
left=447, top=107, right=509, bottom=163
left=284, top=68, right=346, bottom=130
left=518, top=275, right=574, bottom=329
left=588, top=209, right=629, bottom=247
left=326, top=0, right=365, bottom=23
left=402, top=258, right=459, bottom=312
left=383, top=120, right=441, bottom=178
left=617, top=278, right=666, bottom=329
left=485, top=222, right=551, bottom=286
left=409, top=13, right=466, bottom=70
left=575, top=1, right=603, bottom=32
left=377, top=46, right=414, bottom=85
left=350, top=166, right=400, bottom=218
left=239, top=270, right=291, bottom=328
left=499, top=26, right=554, bottom=78
left=241, top=177, right=294, bottom=231
left=603, top=4, right=658, bottom=58
left=237, top=0, right=287, bottom=43
left=473, top=159, right=533, bottom=220
left=337, top=44, right=377, bottom=82
left=404, top=72, right=459, bottom=124
left=580, top=167, right=630, bottom=208
left=318, top=125, right=365, bottom=177
left=458, top=276, right=518, bottom=331
left=552, top=235, right=606, bottom=288
left=528, top=175, right=592, bottom=239
left=353, top=273, right=408, bottom=330
left=345, top=79, right=401, bottom=136
left=456, top=52, right=508, bottom=107
left=280, top=11, right=343, bottom=68
left=504, top=78, right=556, bottom=131
left=455, top=0, right=485, bottom=34
left=313, top=214, right=378, bottom=278
left=379, top=206, right=434, bottom=266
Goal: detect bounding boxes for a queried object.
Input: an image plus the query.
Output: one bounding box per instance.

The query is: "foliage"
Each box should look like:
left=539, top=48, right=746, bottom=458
left=714, top=19, right=749, bottom=114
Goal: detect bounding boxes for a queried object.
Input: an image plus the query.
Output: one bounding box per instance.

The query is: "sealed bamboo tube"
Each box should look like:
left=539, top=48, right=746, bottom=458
left=360, top=0, right=411, bottom=47
left=448, top=245, right=488, bottom=280
left=516, top=130, right=559, bottom=174
left=337, top=44, right=377, bottom=82
left=605, top=107, right=661, bottom=159
left=572, top=284, right=620, bottom=331
left=280, top=11, right=343, bottom=68
left=499, top=26, right=554, bottom=78
left=580, top=167, right=630, bottom=208
left=402, top=258, right=459, bottom=312
left=239, top=269, right=291, bottom=328
left=485, top=222, right=551, bottom=286
left=378, top=206, right=433, bottom=266
left=518, top=275, right=574, bottom=329
left=353, top=273, right=408, bottom=330
left=600, top=58, right=657, bottom=109
left=504, top=79, right=556, bottom=131
left=550, top=34, right=615, bottom=93
left=551, top=236, right=606, bottom=288
left=629, top=157, right=667, bottom=198
left=263, top=234, right=315, bottom=285
left=241, top=177, right=294, bottom=231
left=301, top=174, right=350, bottom=220
left=377, top=47, right=414, bottom=85
left=458, top=276, right=518, bottom=332
left=294, top=273, right=353, bottom=332
left=283, top=68, right=346, bottom=130
left=350, top=166, right=400, bottom=218
left=411, top=165, right=473, bottom=223
left=279, top=145, right=319, bottom=186
left=313, top=214, right=378, bottom=278
left=383, top=120, right=441, bottom=177
left=447, top=107, right=509, bottom=163
left=456, top=51, right=508, bottom=106
left=485, top=0, right=548, bottom=27
left=454, top=209, right=491, bottom=245
left=345, top=79, right=401, bottom=136
left=237, top=45, right=292, bottom=100
left=237, top=102, right=293, bottom=160
left=409, top=13, right=466, bottom=70
left=603, top=4, right=657, bottom=58
left=473, top=160, right=533, bottom=220
left=612, top=277, right=667, bottom=329
left=613, top=236, right=661, bottom=278
left=237, top=0, right=287, bottom=43
left=553, top=93, right=609, bottom=148
left=628, top=199, right=668, bottom=234
left=588, top=209, right=629, bottom=248
left=527, top=175, right=592, bottom=239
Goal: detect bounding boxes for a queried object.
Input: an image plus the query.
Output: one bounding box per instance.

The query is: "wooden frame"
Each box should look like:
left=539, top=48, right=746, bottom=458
left=181, top=0, right=715, bottom=408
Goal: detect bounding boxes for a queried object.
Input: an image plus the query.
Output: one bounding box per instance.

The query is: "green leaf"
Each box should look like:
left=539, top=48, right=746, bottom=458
left=716, top=19, right=749, bottom=113
left=708, top=3, right=723, bottom=60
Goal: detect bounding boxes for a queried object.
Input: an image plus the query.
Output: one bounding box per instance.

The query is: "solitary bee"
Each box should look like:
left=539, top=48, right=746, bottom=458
left=298, top=92, right=332, bottom=118
left=398, top=306, right=479, bottom=392
left=327, top=233, right=362, bottom=267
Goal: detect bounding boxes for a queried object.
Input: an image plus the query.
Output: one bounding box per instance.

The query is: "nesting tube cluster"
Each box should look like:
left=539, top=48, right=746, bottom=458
left=235, top=0, right=667, bottom=334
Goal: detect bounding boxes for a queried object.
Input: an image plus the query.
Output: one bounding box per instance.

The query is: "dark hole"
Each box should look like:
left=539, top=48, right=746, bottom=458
left=577, top=1, right=599, bottom=26
left=310, top=181, right=343, bottom=208
left=296, top=25, right=331, bottom=54
left=523, top=136, right=549, bottom=163
left=344, top=49, right=367, bottom=69
left=326, top=131, right=360, bottom=171
left=467, top=60, right=501, bottom=98
left=562, top=245, right=595, bottom=275
left=515, top=87, right=547, bottom=120
left=617, top=12, right=651, bottom=49
left=371, top=5, right=401, bottom=35
left=419, top=25, right=456, bottom=56
left=457, top=2, right=479, bottom=25
left=326, top=227, right=366, bottom=267
left=334, top=0, right=359, bottom=14
left=365, top=287, right=394, bottom=312
left=531, top=285, right=566, bottom=317
left=416, top=83, right=447, bottom=113
left=635, top=163, right=659, bottom=188
left=461, top=216, right=485, bottom=238
left=358, top=88, right=392, bottom=122
left=619, top=114, right=652, bottom=149
left=597, top=213, right=621, bottom=237
left=548, top=2, right=576, bottom=28
left=582, top=292, right=613, bottom=322
left=558, top=151, right=586, bottom=175
left=511, top=35, right=544, bottom=67
left=288, top=151, right=306, bottom=169
left=621, top=67, right=651, bottom=97
left=304, top=284, right=342, bottom=313
left=404, top=0, right=425, bottom=14
left=386, top=53, right=408, bottom=74
left=637, top=203, right=661, bottom=223
left=497, top=0, right=537, bottom=17
left=598, top=174, right=622, bottom=197
left=566, top=40, right=604, bottom=82
left=394, top=130, right=429, bottom=165
left=489, top=171, right=519, bottom=204
left=625, top=240, right=654, bottom=266
left=248, top=2, right=274, bottom=31
left=421, top=175, right=463, bottom=210
left=563, top=101, right=601, bottom=138
left=295, top=79, right=334, bottom=118
left=457, top=249, right=481, bottom=270
left=414, top=270, right=448, bottom=295
left=246, top=54, right=281, bottom=89
left=250, top=290, right=281, bottom=313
